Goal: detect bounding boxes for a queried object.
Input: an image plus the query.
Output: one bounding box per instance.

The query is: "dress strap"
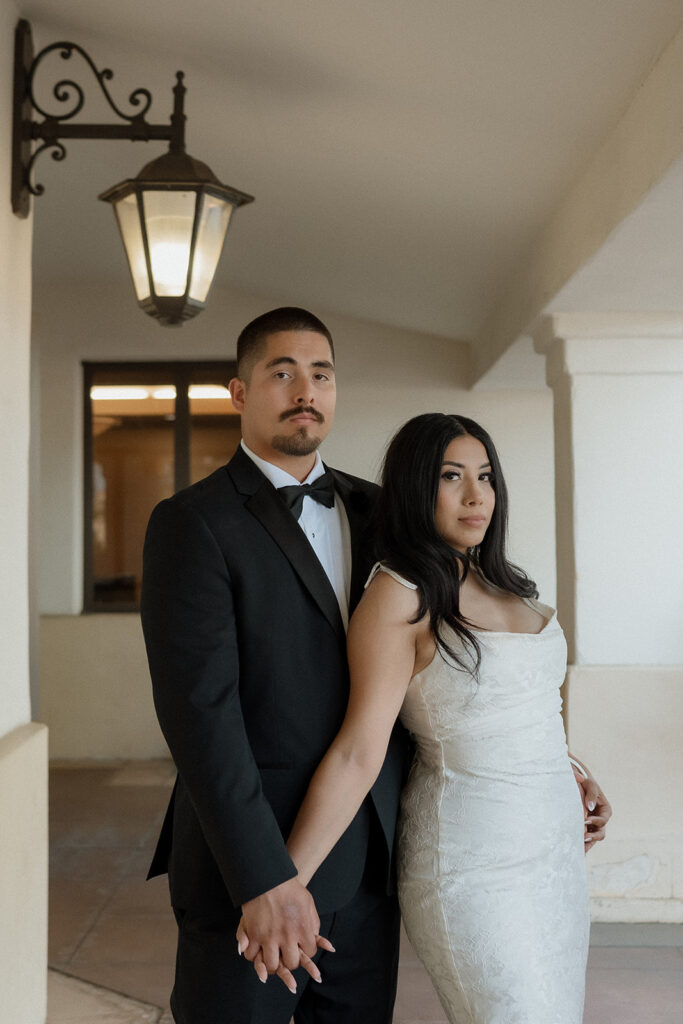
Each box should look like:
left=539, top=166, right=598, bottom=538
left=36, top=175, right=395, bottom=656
left=365, top=561, right=418, bottom=590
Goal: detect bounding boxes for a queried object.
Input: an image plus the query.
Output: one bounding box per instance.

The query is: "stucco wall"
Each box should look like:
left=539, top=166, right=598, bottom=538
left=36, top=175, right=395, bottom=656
left=1, top=9, right=32, bottom=737
left=0, top=8, right=48, bottom=1023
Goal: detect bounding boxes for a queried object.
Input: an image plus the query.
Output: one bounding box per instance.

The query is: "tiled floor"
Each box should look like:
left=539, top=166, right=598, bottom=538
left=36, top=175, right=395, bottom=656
left=48, top=761, right=683, bottom=1023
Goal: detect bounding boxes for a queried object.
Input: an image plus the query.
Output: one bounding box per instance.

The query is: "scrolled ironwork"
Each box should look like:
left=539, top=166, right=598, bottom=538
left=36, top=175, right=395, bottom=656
left=50, top=77, right=86, bottom=121
left=27, top=39, right=153, bottom=123
left=26, top=140, right=67, bottom=197
left=12, top=20, right=184, bottom=214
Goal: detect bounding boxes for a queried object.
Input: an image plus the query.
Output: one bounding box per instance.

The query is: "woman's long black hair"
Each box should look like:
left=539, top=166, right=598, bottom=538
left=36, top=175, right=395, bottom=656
left=374, top=413, right=538, bottom=672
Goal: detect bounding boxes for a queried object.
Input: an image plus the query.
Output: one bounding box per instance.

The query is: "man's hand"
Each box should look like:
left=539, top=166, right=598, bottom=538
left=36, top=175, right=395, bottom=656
left=572, top=763, right=612, bottom=853
left=236, top=878, right=325, bottom=992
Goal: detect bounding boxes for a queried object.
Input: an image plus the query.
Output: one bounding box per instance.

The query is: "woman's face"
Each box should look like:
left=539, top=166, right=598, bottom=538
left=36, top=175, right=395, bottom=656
left=434, top=434, right=495, bottom=552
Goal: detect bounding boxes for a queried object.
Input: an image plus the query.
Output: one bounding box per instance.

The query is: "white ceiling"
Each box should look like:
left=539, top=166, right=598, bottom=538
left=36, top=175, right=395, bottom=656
left=24, top=0, right=683, bottom=347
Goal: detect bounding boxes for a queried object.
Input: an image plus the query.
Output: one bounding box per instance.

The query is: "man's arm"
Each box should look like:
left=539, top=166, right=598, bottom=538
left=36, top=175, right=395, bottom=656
left=141, top=498, right=320, bottom=960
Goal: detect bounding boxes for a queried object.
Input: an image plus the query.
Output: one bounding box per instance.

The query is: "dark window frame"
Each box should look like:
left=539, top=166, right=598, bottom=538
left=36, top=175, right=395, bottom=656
left=83, top=359, right=237, bottom=614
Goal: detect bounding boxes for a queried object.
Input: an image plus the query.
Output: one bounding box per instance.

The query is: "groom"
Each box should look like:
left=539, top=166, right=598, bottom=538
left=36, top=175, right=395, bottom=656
left=141, top=307, right=410, bottom=1023
left=142, top=306, right=610, bottom=1023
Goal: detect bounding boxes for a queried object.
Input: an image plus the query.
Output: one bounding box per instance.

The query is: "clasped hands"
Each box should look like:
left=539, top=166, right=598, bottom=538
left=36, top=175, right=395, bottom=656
left=236, top=877, right=334, bottom=993
left=237, top=772, right=612, bottom=991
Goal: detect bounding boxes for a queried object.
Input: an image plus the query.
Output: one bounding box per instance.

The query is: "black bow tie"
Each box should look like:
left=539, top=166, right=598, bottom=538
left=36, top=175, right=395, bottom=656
left=277, top=471, right=335, bottom=519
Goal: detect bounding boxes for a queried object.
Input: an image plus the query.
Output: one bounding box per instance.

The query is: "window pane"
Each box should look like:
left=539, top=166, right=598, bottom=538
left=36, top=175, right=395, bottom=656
left=189, top=383, right=241, bottom=484
left=91, top=383, right=175, bottom=605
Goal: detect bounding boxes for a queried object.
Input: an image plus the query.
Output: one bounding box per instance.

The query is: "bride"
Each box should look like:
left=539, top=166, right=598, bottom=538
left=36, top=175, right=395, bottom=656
left=248, top=413, right=606, bottom=1022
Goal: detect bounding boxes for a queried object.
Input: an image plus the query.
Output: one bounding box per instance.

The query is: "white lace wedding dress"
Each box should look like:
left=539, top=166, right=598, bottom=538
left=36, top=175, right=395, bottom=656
left=375, top=565, right=590, bottom=1023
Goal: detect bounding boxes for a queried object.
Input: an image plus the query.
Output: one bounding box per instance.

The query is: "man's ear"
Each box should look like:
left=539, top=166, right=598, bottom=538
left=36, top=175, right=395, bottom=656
left=229, top=377, right=246, bottom=413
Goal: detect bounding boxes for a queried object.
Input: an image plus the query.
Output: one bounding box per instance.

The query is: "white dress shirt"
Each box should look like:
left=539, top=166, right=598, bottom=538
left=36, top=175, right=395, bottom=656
left=240, top=441, right=352, bottom=628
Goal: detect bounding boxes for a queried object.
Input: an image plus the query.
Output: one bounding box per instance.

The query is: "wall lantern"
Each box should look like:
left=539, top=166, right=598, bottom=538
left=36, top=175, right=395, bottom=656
left=11, top=19, right=254, bottom=325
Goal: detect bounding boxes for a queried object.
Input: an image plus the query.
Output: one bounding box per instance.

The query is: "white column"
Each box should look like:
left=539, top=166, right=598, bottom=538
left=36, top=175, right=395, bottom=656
left=536, top=313, right=683, bottom=922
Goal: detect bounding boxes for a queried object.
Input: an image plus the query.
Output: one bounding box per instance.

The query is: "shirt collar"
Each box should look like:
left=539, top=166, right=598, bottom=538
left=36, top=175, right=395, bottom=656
left=240, top=440, right=325, bottom=489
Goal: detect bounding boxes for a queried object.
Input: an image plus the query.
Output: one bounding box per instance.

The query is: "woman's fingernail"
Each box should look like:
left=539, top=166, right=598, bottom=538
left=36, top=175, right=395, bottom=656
left=587, top=800, right=596, bottom=812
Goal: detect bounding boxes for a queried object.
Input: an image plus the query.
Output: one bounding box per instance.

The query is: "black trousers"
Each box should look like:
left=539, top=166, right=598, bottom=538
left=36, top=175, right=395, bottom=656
left=170, top=877, right=401, bottom=1024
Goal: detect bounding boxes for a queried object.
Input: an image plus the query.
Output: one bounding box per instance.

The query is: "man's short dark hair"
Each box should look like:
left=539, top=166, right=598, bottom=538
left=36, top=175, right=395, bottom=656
left=236, top=307, right=335, bottom=381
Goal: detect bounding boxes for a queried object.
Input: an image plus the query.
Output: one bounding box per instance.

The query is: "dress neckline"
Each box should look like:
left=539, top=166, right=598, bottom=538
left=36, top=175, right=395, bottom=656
left=470, top=598, right=556, bottom=637
left=470, top=612, right=556, bottom=637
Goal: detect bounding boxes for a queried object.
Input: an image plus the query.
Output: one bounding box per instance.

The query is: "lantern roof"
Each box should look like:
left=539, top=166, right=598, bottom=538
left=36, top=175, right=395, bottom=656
left=99, top=149, right=254, bottom=207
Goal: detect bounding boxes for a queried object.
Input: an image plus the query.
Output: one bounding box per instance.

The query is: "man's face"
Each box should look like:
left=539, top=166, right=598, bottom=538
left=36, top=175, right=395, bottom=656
left=230, top=330, right=336, bottom=471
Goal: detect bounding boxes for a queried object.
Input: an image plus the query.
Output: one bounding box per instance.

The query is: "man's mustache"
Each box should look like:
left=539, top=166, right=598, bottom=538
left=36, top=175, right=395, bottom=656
left=279, top=406, right=325, bottom=424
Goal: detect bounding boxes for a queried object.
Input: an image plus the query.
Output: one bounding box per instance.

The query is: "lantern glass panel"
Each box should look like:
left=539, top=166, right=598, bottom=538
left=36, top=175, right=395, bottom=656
left=189, top=194, right=234, bottom=302
left=114, top=193, right=150, bottom=300
left=142, top=190, right=197, bottom=296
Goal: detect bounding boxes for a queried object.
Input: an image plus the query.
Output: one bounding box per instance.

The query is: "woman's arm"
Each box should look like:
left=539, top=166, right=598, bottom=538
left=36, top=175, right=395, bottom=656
left=286, top=572, right=422, bottom=884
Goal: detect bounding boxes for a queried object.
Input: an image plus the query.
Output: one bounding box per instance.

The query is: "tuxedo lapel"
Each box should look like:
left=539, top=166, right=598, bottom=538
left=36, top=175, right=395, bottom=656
left=227, top=448, right=346, bottom=642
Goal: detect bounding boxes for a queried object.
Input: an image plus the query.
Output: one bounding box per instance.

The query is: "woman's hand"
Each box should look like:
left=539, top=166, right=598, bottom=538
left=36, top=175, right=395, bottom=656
left=571, top=761, right=612, bottom=853
left=236, top=917, right=335, bottom=992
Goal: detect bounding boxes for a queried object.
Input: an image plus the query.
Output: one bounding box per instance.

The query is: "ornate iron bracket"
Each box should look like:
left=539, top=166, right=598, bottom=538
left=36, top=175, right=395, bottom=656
left=12, top=19, right=186, bottom=217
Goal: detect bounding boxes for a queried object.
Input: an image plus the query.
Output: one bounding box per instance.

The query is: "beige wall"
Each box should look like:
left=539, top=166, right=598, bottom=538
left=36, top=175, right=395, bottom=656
left=40, top=615, right=167, bottom=760
left=0, top=6, right=49, bottom=1022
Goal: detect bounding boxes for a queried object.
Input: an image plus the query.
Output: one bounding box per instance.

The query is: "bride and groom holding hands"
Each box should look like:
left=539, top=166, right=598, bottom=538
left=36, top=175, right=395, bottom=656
left=141, top=307, right=611, bottom=1024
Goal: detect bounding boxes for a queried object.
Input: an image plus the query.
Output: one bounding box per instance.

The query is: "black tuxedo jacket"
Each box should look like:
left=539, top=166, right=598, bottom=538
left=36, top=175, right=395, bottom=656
left=141, top=446, right=410, bottom=916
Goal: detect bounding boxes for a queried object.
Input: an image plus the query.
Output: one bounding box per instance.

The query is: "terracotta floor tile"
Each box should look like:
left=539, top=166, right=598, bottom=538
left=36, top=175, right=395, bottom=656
left=123, top=848, right=159, bottom=875
left=393, top=964, right=447, bottom=1022
left=66, top=962, right=174, bottom=1012
left=47, top=970, right=160, bottom=1023
left=48, top=877, right=112, bottom=966
left=50, top=844, right=137, bottom=884
left=584, top=967, right=683, bottom=1024
left=107, top=872, right=174, bottom=916
left=71, top=911, right=177, bottom=967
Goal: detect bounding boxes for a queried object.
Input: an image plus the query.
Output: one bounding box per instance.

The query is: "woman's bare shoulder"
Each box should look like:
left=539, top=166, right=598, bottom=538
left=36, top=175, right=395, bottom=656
left=357, top=566, right=422, bottom=627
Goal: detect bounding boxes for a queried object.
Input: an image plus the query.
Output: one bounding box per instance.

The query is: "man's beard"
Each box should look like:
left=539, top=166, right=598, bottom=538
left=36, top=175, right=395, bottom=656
left=271, top=427, right=323, bottom=457
left=271, top=406, right=325, bottom=456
